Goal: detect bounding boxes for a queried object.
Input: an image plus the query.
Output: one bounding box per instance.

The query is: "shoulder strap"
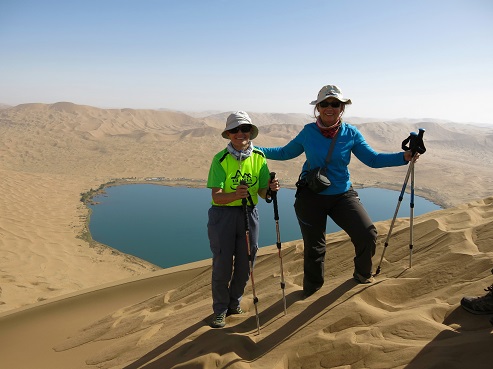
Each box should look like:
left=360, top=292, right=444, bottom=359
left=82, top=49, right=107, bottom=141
left=324, top=127, right=340, bottom=165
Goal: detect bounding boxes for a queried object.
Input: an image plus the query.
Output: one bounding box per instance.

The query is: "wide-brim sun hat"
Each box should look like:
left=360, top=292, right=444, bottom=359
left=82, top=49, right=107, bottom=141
left=310, top=85, right=352, bottom=105
left=221, top=111, right=259, bottom=139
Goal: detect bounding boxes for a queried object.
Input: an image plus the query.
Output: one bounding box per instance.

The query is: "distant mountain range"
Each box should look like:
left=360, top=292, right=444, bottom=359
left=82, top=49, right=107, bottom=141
left=1, top=101, right=492, bottom=208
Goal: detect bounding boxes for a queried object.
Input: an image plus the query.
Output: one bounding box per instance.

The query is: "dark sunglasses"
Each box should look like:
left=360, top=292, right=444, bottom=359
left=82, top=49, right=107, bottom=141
left=228, top=125, right=252, bottom=134
left=319, top=101, right=342, bottom=108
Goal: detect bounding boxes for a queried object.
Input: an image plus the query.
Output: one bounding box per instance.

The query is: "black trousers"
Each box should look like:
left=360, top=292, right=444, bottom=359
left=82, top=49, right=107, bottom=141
left=294, top=187, right=377, bottom=293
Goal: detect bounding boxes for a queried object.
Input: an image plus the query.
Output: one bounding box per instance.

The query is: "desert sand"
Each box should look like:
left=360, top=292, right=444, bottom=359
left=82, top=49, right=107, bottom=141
left=0, top=102, right=492, bottom=368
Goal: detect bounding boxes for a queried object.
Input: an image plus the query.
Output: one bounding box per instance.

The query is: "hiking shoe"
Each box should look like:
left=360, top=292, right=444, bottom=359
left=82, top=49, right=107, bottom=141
left=226, top=307, right=245, bottom=316
left=460, top=285, right=493, bottom=315
left=353, top=271, right=375, bottom=284
left=302, top=282, right=322, bottom=299
left=210, top=313, right=226, bottom=328
left=302, top=288, right=320, bottom=299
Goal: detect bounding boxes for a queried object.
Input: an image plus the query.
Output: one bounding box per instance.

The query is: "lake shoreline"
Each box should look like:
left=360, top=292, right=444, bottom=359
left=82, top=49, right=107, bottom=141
left=85, top=180, right=442, bottom=269
left=81, top=175, right=448, bottom=208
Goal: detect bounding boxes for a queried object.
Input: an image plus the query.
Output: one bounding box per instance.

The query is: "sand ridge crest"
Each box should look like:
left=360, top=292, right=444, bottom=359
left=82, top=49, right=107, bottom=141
left=29, top=197, right=490, bottom=369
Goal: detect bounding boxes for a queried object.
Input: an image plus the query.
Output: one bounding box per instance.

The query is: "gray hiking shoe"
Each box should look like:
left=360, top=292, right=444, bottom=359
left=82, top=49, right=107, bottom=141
left=461, top=285, right=493, bottom=315
left=353, top=271, right=375, bottom=284
left=210, top=313, right=226, bottom=328
left=226, top=306, right=245, bottom=316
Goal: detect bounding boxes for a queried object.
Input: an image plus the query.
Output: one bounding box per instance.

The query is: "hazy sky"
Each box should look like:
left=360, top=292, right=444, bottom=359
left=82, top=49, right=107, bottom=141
left=1, top=0, right=492, bottom=123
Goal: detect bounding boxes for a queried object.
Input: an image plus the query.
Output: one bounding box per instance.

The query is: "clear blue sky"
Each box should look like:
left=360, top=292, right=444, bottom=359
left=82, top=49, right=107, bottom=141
left=1, top=0, right=492, bottom=123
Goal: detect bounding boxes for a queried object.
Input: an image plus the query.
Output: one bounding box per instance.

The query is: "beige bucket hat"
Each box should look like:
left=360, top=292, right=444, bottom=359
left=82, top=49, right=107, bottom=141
left=310, top=85, right=352, bottom=105
left=221, top=111, right=259, bottom=139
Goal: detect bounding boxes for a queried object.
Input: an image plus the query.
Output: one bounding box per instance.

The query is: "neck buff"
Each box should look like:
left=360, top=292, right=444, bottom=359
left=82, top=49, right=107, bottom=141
left=227, top=141, right=253, bottom=161
left=316, top=117, right=341, bottom=138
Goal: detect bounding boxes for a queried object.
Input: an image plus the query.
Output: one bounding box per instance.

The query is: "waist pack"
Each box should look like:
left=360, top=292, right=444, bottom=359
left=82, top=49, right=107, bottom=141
left=296, top=124, right=340, bottom=194
left=296, top=167, right=331, bottom=193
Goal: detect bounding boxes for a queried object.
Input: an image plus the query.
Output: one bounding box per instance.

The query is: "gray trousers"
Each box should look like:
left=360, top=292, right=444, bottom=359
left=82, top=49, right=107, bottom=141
left=208, top=206, right=259, bottom=315
left=294, top=187, right=377, bottom=293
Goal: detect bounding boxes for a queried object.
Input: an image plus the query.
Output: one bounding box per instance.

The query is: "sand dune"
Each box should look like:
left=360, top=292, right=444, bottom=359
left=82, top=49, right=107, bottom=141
left=1, top=198, right=492, bottom=368
left=0, top=102, right=492, bottom=368
left=2, top=102, right=491, bottom=206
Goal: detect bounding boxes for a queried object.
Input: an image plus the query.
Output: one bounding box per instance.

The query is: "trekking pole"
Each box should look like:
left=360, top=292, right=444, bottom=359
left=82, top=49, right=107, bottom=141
left=409, top=156, right=415, bottom=268
left=374, top=129, right=426, bottom=276
left=403, top=128, right=426, bottom=268
left=374, top=157, right=414, bottom=276
left=240, top=180, right=261, bottom=335
left=266, top=172, right=287, bottom=315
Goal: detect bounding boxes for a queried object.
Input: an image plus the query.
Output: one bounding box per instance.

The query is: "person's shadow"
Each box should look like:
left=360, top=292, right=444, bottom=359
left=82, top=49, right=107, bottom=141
left=122, top=279, right=358, bottom=368
left=404, top=307, right=493, bottom=369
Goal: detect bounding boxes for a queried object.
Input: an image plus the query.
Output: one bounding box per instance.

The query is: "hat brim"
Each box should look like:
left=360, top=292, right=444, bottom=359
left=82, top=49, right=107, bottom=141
left=310, top=97, right=352, bottom=105
left=221, top=125, right=258, bottom=139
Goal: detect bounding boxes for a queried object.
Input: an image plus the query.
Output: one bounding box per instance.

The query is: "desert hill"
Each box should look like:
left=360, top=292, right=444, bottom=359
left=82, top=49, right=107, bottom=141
left=2, top=102, right=492, bottom=207
left=0, top=101, right=492, bottom=368
left=0, top=101, right=492, bottom=313
left=1, top=197, right=492, bottom=368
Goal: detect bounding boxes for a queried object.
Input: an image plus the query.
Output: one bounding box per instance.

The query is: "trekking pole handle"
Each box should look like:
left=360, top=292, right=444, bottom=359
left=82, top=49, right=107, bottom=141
left=402, top=132, right=417, bottom=151
left=402, top=128, right=426, bottom=155
left=240, top=180, right=248, bottom=206
left=416, top=128, right=426, bottom=153
left=265, top=172, right=277, bottom=203
left=268, top=172, right=280, bottom=220
left=269, top=172, right=278, bottom=195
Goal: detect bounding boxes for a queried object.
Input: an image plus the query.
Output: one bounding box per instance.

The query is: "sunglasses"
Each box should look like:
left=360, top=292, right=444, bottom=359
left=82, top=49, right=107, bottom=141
left=228, top=125, right=252, bottom=134
left=319, top=101, right=342, bottom=108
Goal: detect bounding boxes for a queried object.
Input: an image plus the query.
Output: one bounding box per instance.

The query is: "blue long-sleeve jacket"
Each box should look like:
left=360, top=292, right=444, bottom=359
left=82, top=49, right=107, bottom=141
left=257, top=122, right=408, bottom=195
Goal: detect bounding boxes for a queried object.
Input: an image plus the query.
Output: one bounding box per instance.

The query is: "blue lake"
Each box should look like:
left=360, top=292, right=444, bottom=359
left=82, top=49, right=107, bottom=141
left=88, top=184, right=441, bottom=268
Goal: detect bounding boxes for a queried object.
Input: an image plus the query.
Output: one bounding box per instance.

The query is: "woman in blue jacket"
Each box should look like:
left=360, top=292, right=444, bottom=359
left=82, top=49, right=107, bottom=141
left=258, top=85, right=416, bottom=297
